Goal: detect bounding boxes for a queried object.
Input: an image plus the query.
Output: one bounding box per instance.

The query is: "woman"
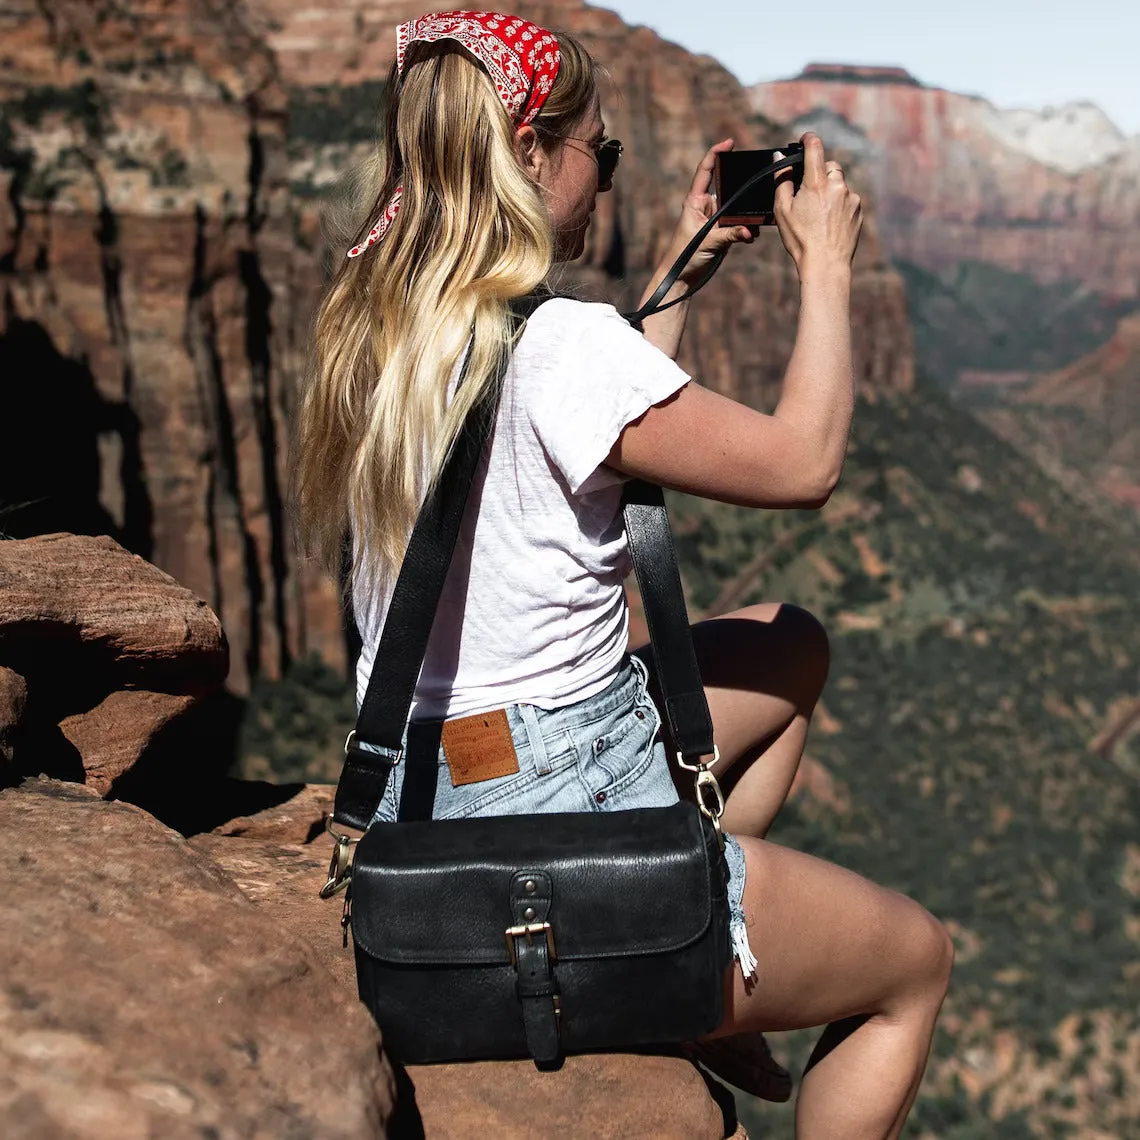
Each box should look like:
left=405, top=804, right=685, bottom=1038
left=297, top=12, right=952, bottom=1138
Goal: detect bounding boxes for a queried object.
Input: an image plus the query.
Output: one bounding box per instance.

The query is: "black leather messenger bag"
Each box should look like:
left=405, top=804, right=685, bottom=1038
left=323, top=296, right=732, bottom=1066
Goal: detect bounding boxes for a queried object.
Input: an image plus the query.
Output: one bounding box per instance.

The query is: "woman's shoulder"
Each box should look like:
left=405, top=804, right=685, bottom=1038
left=522, top=295, right=636, bottom=343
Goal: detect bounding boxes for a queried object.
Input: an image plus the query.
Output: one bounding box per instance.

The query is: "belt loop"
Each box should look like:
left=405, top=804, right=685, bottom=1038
left=517, top=703, right=552, bottom=776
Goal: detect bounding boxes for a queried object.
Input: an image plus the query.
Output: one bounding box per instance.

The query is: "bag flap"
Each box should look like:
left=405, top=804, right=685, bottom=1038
left=350, top=802, right=721, bottom=965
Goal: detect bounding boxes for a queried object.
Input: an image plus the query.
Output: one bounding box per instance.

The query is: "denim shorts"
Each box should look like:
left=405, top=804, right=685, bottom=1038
left=367, top=655, right=753, bottom=978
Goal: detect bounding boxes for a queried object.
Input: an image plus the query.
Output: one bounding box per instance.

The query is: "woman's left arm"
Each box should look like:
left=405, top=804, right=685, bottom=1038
left=638, top=139, right=755, bottom=359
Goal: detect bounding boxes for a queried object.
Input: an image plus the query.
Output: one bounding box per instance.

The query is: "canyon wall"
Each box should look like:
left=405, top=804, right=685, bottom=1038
left=0, top=0, right=346, bottom=690
left=751, top=66, right=1140, bottom=300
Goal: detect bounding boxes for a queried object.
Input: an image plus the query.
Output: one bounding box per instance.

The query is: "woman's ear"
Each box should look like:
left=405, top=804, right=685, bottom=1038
left=515, top=124, right=543, bottom=180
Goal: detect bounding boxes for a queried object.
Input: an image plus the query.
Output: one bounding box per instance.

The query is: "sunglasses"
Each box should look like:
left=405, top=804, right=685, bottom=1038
left=565, top=136, right=623, bottom=186
left=595, top=138, right=623, bottom=185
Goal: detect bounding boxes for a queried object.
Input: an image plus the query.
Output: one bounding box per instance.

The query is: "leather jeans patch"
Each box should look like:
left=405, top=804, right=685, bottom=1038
left=441, top=708, right=521, bottom=787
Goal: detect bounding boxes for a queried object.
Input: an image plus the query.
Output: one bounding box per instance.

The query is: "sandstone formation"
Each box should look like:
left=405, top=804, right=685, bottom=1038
left=0, top=533, right=226, bottom=792
left=57, top=688, right=197, bottom=794
left=213, top=778, right=335, bottom=842
left=406, top=1052, right=740, bottom=1139
left=0, top=663, right=27, bottom=765
left=0, top=777, right=393, bottom=1139
left=0, top=533, right=225, bottom=684
left=750, top=66, right=1140, bottom=299
left=0, top=0, right=345, bottom=692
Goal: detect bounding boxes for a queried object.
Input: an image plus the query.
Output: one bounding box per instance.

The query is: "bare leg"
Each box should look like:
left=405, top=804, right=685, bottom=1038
left=717, top=837, right=953, bottom=1139
left=633, top=601, right=829, bottom=837
left=636, top=601, right=947, bottom=1132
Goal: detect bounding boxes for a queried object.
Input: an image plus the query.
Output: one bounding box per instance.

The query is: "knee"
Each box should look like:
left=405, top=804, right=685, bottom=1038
left=777, top=604, right=830, bottom=703
left=902, top=906, right=956, bottom=1001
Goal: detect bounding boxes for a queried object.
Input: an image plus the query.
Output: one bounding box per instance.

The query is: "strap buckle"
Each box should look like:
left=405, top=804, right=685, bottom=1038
left=505, top=922, right=557, bottom=967
left=344, top=729, right=402, bottom=765
left=677, top=745, right=726, bottom=842
left=676, top=743, right=720, bottom=774
left=319, top=817, right=359, bottom=899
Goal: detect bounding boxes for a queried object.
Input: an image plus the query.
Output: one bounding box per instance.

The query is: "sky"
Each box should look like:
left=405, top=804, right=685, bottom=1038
left=602, top=0, right=1140, bottom=136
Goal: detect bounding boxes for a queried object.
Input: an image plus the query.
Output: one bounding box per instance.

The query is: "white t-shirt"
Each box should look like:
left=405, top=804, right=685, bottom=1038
left=354, top=298, right=691, bottom=720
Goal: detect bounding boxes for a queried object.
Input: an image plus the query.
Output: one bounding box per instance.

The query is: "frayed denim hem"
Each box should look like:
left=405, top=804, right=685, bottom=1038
left=724, top=834, right=758, bottom=981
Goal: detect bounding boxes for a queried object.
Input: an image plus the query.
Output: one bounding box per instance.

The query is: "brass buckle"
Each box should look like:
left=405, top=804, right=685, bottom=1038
left=319, top=817, right=359, bottom=899
left=344, top=730, right=402, bottom=765
left=504, top=922, right=556, bottom=967
left=676, top=745, right=726, bottom=846
left=676, top=743, right=720, bottom=773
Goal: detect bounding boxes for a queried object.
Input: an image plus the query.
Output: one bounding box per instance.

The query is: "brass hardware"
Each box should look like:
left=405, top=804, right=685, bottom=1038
left=324, top=815, right=361, bottom=848
left=695, top=768, right=727, bottom=850
left=552, top=995, right=562, bottom=1020
left=676, top=743, right=720, bottom=774
left=319, top=822, right=356, bottom=899
left=695, top=767, right=726, bottom=823
left=524, top=906, right=536, bottom=921
left=344, top=731, right=402, bottom=765
left=341, top=890, right=353, bottom=948
left=676, top=744, right=726, bottom=845
left=505, top=922, right=556, bottom=966
left=524, top=879, right=537, bottom=894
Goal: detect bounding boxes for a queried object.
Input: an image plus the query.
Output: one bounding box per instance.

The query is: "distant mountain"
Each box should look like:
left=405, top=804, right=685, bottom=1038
left=976, top=312, right=1140, bottom=514
left=751, top=65, right=1140, bottom=519
left=750, top=65, right=1140, bottom=301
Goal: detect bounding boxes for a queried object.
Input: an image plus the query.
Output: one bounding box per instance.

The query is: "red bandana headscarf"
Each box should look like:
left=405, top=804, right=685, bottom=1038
left=347, top=11, right=562, bottom=258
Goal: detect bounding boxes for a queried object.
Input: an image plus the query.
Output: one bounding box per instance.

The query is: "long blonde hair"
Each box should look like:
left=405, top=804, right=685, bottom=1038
left=295, top=33, right=599, bottom=597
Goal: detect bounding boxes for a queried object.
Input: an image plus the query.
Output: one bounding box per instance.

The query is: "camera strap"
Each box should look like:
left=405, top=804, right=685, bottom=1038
left=621, top=148, right=806, bottom=326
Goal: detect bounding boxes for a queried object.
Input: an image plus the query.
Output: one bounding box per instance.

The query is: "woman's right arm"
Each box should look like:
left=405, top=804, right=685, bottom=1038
left=606, top=134, right=863, bottom=510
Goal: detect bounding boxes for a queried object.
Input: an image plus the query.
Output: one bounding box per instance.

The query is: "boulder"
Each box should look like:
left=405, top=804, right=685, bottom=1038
left=406, top=1053, right=739, bottom=1139
left=0, top=534, right=227, bottom=689
left=58, top=689, right=197, bottom=795
left=0, top=664, right=27, bottom=767
left=197, top=784, right=744, bottom=1139
left=0, top=778, right=394, bottom=1139
left=213, top=781, right=336, bottom=844
left=0, top=534, right=228, bottom=791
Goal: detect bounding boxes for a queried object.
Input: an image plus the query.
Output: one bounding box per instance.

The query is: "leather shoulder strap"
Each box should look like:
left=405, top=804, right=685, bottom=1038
left=333, top=294, right=547, bottom=829
left=622, top=480, right=714, bottom=760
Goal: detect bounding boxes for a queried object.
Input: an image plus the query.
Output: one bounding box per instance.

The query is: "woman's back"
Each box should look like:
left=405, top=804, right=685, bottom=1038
left=353, top=298, right=689, bottom=719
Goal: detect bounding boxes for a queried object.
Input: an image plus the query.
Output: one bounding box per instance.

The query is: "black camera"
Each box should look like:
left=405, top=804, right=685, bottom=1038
left=714, top=144, right=805, bottom=227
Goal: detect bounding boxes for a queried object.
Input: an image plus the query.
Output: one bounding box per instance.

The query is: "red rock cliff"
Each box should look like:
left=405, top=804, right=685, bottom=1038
left=0, top=0, right=344, bottom=690
left=751, top=67, right=1140, bottom=300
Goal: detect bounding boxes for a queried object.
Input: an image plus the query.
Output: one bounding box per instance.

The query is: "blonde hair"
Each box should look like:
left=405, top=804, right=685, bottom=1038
left=295, top=33, right=599, bottom=597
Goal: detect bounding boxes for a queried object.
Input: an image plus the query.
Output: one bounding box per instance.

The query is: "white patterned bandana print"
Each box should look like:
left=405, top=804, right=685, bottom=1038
left=347, top=10, right=562, bottom=259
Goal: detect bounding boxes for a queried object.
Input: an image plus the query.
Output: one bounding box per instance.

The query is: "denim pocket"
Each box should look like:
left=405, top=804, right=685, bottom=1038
left=575, top=683, right=673, bottom=810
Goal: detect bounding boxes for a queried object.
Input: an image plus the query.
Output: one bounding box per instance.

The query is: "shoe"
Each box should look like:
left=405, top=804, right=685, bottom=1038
left=683, top=1032, right=793, bottom=1103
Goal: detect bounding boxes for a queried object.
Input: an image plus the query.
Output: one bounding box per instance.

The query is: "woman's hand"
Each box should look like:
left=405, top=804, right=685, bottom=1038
left=774, top=132, right=862, bottom=281
left=655, top=138, right=756, bottom=289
